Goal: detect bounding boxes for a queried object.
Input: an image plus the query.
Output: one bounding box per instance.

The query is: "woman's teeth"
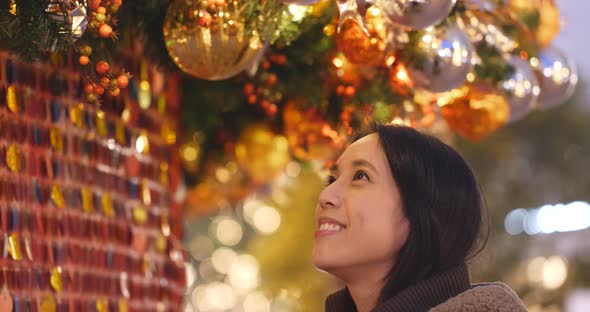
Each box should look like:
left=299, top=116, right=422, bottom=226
left=319, top=223, right=345, bottom=231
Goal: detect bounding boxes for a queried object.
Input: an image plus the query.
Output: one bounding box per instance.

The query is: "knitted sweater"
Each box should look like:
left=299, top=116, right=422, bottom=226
left=325, top=264, right=528, bottom=312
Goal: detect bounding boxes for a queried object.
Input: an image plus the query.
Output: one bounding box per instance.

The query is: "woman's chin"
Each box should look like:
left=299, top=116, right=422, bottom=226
left=312, top=246, right=341, bottom=272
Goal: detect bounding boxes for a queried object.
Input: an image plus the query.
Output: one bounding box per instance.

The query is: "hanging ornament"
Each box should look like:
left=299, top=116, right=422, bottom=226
left=463, top=0, right=496, bottom=12
left=530, top=46, right=578, bottom=110
left=337, top=0, right=373, bottom=34
left=235, top=124, right=291, bottom=184
left=501, top=56, right=540, bottom=122
left=439, top=83, right=509, bottom=141
left=507, top=0, right=560, bottom=48
left=163, top=0, right=265, bottom=80
left=283, top=98, right=344, bottom=162
left=336, top=7, right=391, bottom=65
left=46, top=1, right=88, bottom=41
left=405, top=26, right=474, bottom=93
left=375, top=0, right=456, bottom=30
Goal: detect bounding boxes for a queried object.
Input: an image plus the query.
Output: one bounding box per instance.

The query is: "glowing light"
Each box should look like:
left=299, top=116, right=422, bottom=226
left=252, top=205, right=281, bottom=235
left=243, top=292, right=270, bottom=312
left=206, top=282, right=236, bottom=310
left=211, top=247, right=237, bottom=274
left=135, top=133, right=149, bottom=154
left=181, top=144, right=199, bottom=162
left=288, top=4, right=307, bottom=22
left=185, top=262, right=197, bottom=287
left=542, top=256, right=568, bottom=289
left=505, top=201, right=590, bottom=235
left=285, top=162, right=301, bottom=178
left=228, top=254, right=259, bottom=292
left=212, top=217, right=243, bottom=246
left=332, top=57, right=344, bottom=68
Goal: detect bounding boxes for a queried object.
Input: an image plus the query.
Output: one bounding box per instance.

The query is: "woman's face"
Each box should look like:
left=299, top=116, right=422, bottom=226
left=312, top=133, right=409, bottom=279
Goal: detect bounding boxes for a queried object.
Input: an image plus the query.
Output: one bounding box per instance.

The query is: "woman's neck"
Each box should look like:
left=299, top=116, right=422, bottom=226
left=347, top=279, right=384, bottom=312
left=339, top=261, right=392, bottom=312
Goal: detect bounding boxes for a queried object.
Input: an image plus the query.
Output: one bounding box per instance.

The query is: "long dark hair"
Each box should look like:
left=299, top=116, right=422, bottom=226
left=354, top=123, right=488, bottom=303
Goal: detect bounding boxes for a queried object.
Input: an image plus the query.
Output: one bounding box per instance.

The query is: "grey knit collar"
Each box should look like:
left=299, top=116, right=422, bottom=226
left=325, top=263, right=471, bottom=312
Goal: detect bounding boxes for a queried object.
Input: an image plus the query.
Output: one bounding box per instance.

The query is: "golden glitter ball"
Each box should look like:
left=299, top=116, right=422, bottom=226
left=439, top=83, right=510, bottom=142
left=163, top=0, right=264, bottom=80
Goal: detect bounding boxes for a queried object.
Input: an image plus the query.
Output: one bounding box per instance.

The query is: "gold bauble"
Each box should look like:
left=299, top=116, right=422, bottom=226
left=507, top=0, right=560, bottom=48
left=235, top=124, right=290, bottom=184
left=439, top=83, right=509, bottom=142
left=283, top=98, right=343, bottom=162
left=335, top=7, right=390, bottom=65
left=163, top=0, right=264, bottom=80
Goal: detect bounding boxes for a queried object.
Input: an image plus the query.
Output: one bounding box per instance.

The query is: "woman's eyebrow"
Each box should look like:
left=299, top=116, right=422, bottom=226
left=351, top=159, right=378, bottom=173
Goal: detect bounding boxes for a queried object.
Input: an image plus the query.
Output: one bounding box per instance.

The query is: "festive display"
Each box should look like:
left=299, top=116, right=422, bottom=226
left=0, top=50, right=186, bottom=311
left=0, top=0, right=584, bottom=310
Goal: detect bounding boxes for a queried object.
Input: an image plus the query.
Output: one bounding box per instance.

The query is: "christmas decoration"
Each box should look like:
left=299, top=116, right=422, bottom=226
left=163, top=0, right=264, bottom=80
left=439, top=83, right=510, bottom=141
left=335, top=7, right=390, bottom=65
left=530, top=46, right=578, bottom=110
left=376, top=0, right=457, bottom=30
left=336, top=0, right=372, bottom=34
left=405, top=25, right=474, bottom=93
left=282, top=0, right=320, bottom=4
left=507, top=0, right=560, bottom=48
left=502, top=55, right=540, bottom=122
left=46, top=0, right=88, bottom=41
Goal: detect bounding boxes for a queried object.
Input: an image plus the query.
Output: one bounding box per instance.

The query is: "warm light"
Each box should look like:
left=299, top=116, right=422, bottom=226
left=185, top=262, right=197, bottom=287
left=243, top=198, right=265, bottom=225
left=135, top=133, right=149, bottom=154
left=332, top=57, right=344, bottom=68
left=211, top=247, right=237, bottom=274
left=181, top=144, right=199, bottom=162
left=215, top=167, right=231, bottom=183
left=206, top=282, right=236, bottom=310
left=527, top=257, right=546, bottom=284
left=288, top=4, right=307, bottom=22
left=213, top=217, right=243, bottom=246
left=285, top=162, right=301, bottom=178
left=243, top=292, right=270, bottom=312
left=228, top=254, right=259, bottom=292
left=542, top=256, right=568, bottom=289
left=395, top=65, right=410, bottom=83
left=188, top=235, right=214, bottom=260
left=252, top=205, right=281, bottom=235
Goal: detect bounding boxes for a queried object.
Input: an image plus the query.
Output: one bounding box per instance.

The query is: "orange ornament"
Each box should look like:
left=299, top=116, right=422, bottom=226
left=95, top=61, right=109, bottom=75
left=439, top=83, right=510, bottom=142
left=116, top=75, right=129, bottom=88
left=97, top=6, right=107, bottom=14
left=88, top=0, right=101, bottom=10
left=94, top=85, right=105, bottom=95
left=109, top=87, right=121, bottom=96
left=99, top=24, right=113, bottom=38
left=335, top=7, right=390, bottom=65
left=79, top=55, right=89, bottom=65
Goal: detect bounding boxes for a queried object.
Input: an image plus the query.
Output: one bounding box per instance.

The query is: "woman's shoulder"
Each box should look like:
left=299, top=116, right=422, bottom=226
left=430, top=282, right=528, bottom=312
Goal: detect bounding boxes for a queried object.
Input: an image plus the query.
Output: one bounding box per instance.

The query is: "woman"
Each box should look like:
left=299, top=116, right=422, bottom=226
left=313, top=123, right=527, bottom=312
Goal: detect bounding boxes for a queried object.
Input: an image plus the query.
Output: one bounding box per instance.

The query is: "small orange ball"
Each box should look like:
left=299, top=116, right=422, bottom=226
left=100, top=76, right=110, bottom=87
left=112, top=0, right=122, bottom=7
left=99, top=24, right=112, bottom=38
left=85, top=83, right=95, bottom=93
left=95, top=61, right=109, bottom=75
left=266, top=74, right=277, bottom=87
left=109, top=87, right=121, bottom=96
left=97, top=6, right=107, bottom=14
left=88, top=0, right=101, bottom=10
left=94, top=85, right=105, bottom=95
left=247, top=94, right=257, bottom=104
left=79, top=55, right=89, bottom=65
left=243, top=83, right=255, bottom=95
left=116, top=75, right=129, bottom=88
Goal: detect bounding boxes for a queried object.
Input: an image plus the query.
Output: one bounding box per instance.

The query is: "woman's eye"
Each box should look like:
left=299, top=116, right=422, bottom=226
left=353, top=171, right=370, bottom=181
left=326, top=175, right=336, bottom=185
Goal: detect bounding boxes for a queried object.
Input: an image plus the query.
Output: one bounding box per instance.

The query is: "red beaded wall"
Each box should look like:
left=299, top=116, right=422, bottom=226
left=0, top=49, right=186, bottom=312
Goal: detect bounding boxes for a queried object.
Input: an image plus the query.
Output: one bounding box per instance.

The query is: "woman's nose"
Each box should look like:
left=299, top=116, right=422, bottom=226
left=318, top=182, right=342, bottom=209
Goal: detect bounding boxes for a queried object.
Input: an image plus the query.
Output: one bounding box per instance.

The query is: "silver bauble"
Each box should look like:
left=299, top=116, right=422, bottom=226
left=531, top=46, right=578, bottom=110
left=502, top=56, right=540, bottom=122
left=376, top=0, right=456, bottom=30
